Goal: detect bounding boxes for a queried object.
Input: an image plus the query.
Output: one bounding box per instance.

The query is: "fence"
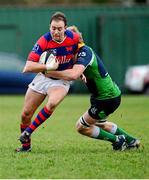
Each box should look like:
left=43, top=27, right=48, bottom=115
left=0, top=5, right=148, bottom=91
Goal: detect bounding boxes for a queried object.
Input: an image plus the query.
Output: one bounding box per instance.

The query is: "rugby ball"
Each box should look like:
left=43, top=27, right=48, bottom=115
left=39, top=50, right=55, bottom=65
left=39, top=50, right=59, bottom=71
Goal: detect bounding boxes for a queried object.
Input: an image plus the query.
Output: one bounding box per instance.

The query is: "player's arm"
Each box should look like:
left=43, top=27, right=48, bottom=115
left=46, top=64, right=85, bottom=81
left=23, top=60, right=47, bottom=73
left=23, top=56, right=59, bottom=73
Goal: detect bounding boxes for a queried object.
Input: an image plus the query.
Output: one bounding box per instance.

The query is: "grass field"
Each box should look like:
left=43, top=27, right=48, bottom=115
left=0, top=94, right=149, bottom=179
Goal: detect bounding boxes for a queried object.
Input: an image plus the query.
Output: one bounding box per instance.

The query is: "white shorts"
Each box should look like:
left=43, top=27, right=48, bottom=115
left=29, top=73, right=71, bottom=95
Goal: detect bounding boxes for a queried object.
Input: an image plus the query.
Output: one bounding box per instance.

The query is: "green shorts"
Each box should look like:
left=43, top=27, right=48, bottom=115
left=88, top=95, right=121, bottom=120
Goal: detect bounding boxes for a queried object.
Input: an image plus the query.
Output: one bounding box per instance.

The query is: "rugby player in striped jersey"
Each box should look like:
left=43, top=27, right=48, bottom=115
left=16, top=12, right=84, bottom=152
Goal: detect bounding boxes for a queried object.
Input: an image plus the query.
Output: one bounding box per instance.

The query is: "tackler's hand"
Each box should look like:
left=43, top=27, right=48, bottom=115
left=80, top=74, right=87, bottom=83
left=46, top=54, right=59, bottom=72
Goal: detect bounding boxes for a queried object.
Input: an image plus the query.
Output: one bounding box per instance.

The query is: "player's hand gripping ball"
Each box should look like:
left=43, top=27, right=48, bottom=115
left=39, top=50, right=59, bottom=72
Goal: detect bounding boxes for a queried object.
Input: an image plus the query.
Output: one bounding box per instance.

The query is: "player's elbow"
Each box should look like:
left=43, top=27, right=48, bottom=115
left=23, top=66, right=31, bottom=73
left=22, top=60, right=37, bottom=73
left=23, top=64, right=34, bottom=73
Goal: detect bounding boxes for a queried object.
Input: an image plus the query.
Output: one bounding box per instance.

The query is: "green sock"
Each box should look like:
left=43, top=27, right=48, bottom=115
left=96, top=128, right=116, bottom=142
left=115, top=127, right=134, bottom=143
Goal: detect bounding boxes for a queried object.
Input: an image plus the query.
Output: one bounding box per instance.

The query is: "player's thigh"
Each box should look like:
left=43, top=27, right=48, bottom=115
left=23, top=88, right=46, bottom=114
left=46, top=86, right=68, bottom=109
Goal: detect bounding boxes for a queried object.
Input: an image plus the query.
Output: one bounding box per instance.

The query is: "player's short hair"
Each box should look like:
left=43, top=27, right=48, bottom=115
left=50, top=12, right=67, bottom=26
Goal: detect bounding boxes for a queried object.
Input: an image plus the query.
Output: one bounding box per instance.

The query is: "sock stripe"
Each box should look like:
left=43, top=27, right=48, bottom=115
left=38, top=112, right=45, bottom=119
left=36, top=115, right=44, bottom=123
left=23, top=143, right=30, bottom=147
left=20, top=124, right=29, bottom=133
left=38, top=111, right=47, bottom=121
left=25, top=106, right=52, bottom=134
left=26, top=127, right=33, bottom=134
left=44, top=107, right=52, bottom=115
left=34, top=117, right=41, bottom=125
left=32, top=121, right=39, bottom=127
left=30, top=124, right=36, bottom=130
left=21, top=124, right=28, bottom=129
left=41, top=109, right=52, bottom=118
left=20, top=124, right=31, bottom=149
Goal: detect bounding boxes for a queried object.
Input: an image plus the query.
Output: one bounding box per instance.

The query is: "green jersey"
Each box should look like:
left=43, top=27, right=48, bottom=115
left=76, top=45, right=121, bottom=100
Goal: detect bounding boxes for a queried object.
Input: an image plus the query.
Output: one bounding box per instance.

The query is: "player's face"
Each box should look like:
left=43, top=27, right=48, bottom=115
left=50, top=20, right=66, bottom=42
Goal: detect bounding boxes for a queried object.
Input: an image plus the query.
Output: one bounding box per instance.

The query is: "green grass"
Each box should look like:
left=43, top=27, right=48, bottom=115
left=0, top=95, right=149, bottom=179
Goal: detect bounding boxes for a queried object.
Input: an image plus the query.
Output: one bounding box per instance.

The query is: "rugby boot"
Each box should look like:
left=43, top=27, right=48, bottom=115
left=112, top=135, right=127, bottom=151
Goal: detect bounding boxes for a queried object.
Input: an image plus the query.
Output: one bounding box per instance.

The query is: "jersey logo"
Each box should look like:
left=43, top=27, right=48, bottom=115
left=90, top=107, right=98, bottom=115
left=51, top=49, right=57, bottom=55
left=32, top=43, right=40, bottom=52
left=57, top=56, right=71, bottom=64
left=78, top=51, right=86, bottom=57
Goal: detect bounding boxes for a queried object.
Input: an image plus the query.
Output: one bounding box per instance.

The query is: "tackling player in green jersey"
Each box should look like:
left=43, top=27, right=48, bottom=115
left=46, top=43, right=140, bottom=151
left=44, top=26, right=140, bottom=151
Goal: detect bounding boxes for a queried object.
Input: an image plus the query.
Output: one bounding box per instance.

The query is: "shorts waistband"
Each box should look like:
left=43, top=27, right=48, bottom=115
left=50, top=77, right=59, bottom=80
left=41, top=72, right=59, bottom=80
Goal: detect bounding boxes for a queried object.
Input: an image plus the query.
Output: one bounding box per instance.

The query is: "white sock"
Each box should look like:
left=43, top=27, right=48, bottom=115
left=91, top=126, right=100, bottom=138
left=109, top=123, right=117, bottom=134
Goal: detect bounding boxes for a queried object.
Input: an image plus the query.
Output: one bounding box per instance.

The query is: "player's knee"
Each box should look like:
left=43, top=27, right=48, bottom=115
left=76, top=123, right=84, bottom=134
left=76, top=116, right=90, bottom=134
left=46, top=101, right=57, bottom=111
left=76, top=120, right=82, bottom=133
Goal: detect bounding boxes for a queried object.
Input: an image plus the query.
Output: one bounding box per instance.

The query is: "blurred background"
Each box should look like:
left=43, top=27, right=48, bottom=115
left=0, top=0, right=149, bottom=94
